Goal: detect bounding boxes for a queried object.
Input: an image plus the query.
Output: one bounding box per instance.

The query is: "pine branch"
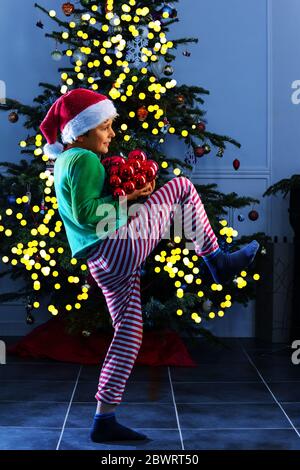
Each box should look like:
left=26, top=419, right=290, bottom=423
left=172, top=38, right=199, bottom=47
left=221, top=193, right=260, bottom=208
left=160, top=18, right=180, bottom=28
left=34, top=3, right=69, bottom=28
left=45, top=32, right=81, bottom=49
left=263, top=175, right=300, bottom=198
left=37, top=82, right=61, bottom=93
left=204, top=131, right=241, bottom=149
left=0, top=99, right=35, bottom=115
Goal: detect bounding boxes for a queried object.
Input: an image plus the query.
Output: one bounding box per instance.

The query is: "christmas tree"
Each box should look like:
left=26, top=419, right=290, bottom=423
left=0, top=0, right=268, bottom=337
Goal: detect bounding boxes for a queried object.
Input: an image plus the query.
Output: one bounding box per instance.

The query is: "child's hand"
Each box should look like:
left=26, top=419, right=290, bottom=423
left=127, top=179, right=156, bottom=202
left=142, top=180, right=156, bottom=196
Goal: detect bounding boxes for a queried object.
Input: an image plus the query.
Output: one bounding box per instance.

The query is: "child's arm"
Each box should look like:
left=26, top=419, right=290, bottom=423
left=68, top=150, right=121, bottom=226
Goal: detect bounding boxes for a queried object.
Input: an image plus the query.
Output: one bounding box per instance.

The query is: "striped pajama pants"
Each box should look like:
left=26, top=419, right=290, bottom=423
left=86, top=176, right=219, bottom=405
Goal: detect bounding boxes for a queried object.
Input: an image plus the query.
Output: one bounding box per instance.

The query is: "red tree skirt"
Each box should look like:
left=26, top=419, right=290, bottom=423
left=8, top=318, right=197, bottom=367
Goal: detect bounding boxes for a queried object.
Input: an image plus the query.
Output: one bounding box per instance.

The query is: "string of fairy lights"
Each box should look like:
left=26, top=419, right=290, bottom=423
left=0, top=0, right=261, bottom=322
left=153, top=219, right=260, bottom=323
left=48, top=1, right=184, bottom=155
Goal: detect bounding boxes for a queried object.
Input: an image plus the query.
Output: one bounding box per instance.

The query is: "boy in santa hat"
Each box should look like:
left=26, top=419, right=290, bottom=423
left=40, top=87, right=259, bottom=443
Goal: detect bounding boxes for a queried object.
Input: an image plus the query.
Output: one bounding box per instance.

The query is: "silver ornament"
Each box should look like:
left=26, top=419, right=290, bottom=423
left=72, top=49, right=88, bottom=65
left=51, top=50, right=62, bottom=61
left=163, top=65, right=173, bottom=76
left=109, top=14, right=120, bottom=26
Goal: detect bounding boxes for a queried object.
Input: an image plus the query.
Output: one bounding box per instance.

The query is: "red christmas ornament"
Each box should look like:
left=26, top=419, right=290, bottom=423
left=62, top=2, right=74, bottom=16
left=129, top=159, right=142, bottom=172
left=248, top=210, right=259, bottom=221
left=8, top=111, right=19, bottom=123
left=233, top=159, right=240, bottom=171
left=194, top=146, right=205, bottom=158
left=106, top=150, right=159, bottom=199
left=113, top=187, right=126, bottom=198
left=128, top=149, right=148, bottom=162
left=141, top=161, right=157, bottom=182
left=119, top=163, right=135, bottom=181
left=109, top=165, right=120, bottom=176
left=123, top=180, right=136, bottom=194
left=137, top=106, right=149, bottom=122
left=101, top=155, right=126, bottom=170
left=147, top=160, right=159, bottom=173
left=109, top=156, right=126, bottom=167
left=135, top=173, right=147, bottom=189
left=144, top=167, right=156, bottom=182
left=197, top=122, right=206, bottom=132
left=109, top=175, right=122, bottom=188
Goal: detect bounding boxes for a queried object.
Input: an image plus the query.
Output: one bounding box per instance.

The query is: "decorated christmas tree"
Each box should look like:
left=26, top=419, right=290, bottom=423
left=0, top=0, right=268, bottom=338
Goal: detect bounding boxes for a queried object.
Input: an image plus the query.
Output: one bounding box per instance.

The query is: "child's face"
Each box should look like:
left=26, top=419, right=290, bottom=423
left=76, top=118, right=116, bottom=155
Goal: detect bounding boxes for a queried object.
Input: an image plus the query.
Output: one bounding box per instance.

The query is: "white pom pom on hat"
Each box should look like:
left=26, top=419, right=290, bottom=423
left=43, top=142, right=64, bottom=160
left=39, top=88, right=118, bottom=160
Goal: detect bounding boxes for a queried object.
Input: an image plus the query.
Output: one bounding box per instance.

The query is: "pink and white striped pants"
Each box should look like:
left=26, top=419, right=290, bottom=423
left=87, top=176, right=219, bottom=405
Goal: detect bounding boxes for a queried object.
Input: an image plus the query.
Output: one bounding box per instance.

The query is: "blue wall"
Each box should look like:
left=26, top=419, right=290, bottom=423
left=0, top=0, right=298, bottom=335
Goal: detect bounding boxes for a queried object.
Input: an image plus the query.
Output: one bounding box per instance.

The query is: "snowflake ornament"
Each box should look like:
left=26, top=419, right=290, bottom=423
left=184, top=143, right=197, bottom=167
left=125, top=36, right=149, bottom=68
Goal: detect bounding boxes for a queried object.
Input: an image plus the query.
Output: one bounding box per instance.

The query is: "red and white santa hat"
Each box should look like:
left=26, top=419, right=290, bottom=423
left=40, top=88, right=118, bottom=159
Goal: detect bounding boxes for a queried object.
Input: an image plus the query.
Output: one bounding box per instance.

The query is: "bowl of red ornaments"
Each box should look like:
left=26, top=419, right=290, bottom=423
left=101, top=149, right=159, bottom=199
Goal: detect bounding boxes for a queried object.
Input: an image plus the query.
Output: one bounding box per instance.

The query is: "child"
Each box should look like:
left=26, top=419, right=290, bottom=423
left=40, top=88, right=259, bottom=443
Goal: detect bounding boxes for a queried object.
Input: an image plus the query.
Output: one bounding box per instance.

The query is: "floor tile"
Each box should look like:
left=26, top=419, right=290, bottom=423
left=254, top=364, right=300, bottom=381
left=170, top=362, right=260, bottom=382
left=173, top=382, right=274, bottom=403
left=0, top=427, right=60, bottom=450
left=177, top=403, right=291, bottom=429
left=0, top=402, right=68, bottom=427
left=281, top=403, right=300, bottom=427
left=247, top=349, right=292, bottom=361
left=268, top=382, right=300, bottom=402
left=1, top=335, right=299, bottom=451
left=182, top=429, right=300, bottom=450
left=187, top=338, right=248, bottom=364
left=0, top=380, right=75, bottom=402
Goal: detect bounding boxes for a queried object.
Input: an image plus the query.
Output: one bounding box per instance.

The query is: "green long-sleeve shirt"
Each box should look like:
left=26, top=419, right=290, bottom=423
left=53, top=147, right=128, bottom=259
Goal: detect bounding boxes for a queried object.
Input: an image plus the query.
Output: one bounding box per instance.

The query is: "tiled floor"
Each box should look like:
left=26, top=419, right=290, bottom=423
left=0, top=336, right=300, bottom=450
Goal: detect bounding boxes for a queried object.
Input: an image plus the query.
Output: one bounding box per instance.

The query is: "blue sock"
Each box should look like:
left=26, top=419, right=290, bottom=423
left=96, top=412, right=115, bottom=419
left=202, top=240, right=260, bottom=284
left=90, top=413, right=148, bottom=443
